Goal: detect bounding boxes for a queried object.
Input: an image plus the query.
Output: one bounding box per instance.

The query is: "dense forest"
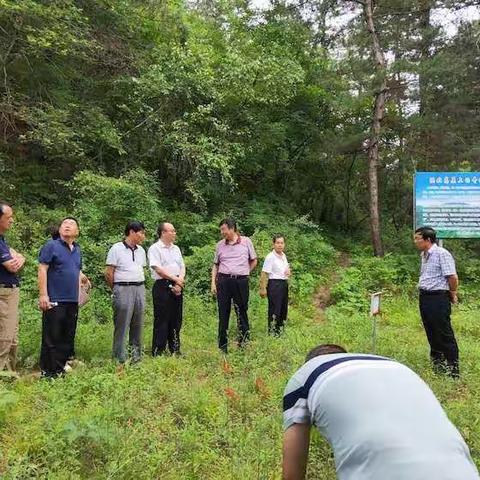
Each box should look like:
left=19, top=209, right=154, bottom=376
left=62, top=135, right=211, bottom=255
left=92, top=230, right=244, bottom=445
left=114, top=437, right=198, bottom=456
left=1, top=0, right=479, bottom=248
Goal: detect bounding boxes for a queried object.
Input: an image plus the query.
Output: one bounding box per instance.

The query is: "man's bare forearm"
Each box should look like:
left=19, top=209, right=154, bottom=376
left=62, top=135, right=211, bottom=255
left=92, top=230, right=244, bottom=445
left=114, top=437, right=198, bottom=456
left=448, top=275, right=458, bottom=292
left=259, top=271, right=268, bottom=292
left=38, top=266, right=49, bottom=297
left=283, top=424, right=311, bottom=480
left=152, top=265, right=182, bottom=283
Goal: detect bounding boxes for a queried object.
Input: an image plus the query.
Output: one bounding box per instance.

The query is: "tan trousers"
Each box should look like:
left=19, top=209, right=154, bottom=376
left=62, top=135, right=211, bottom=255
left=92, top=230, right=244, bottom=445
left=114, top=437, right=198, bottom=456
left=0, top=287, right=20, bottom=371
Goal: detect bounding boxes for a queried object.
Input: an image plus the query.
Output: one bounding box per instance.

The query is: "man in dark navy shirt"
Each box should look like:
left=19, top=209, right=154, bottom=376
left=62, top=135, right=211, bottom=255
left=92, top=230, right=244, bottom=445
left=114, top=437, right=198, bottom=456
left=38, top=217, right=90, bottom=378
left=0, top=201, right=25, bottom=376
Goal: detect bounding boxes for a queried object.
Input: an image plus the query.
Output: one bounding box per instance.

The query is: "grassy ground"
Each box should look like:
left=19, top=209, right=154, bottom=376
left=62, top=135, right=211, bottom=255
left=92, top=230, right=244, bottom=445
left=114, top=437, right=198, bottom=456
left=1, top=272, right=479, bottom=479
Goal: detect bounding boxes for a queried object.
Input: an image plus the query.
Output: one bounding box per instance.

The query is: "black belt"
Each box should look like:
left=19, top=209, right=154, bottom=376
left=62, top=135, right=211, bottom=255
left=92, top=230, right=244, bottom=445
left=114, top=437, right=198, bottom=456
left=0, top=283, right=19, bottom=288
left=155, top=279, right=174, bottom=286
left=218, top=273, right=248, bottom=280
left=114, top=281, right=145, bottom=286
left=268, top=278, right=288, bottom=282
left=419, top=289, right=449, bottom=296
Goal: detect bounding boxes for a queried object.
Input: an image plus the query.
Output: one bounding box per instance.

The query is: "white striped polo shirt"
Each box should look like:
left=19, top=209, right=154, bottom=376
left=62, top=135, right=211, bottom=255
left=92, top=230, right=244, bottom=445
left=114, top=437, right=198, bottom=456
left=283, top=353, right=479, bottom=480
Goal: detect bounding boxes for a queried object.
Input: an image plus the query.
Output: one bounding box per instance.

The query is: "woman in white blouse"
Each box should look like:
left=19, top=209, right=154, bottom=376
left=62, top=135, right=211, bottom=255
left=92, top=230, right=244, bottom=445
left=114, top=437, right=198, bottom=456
left=260, top=234, right=290, bottom=335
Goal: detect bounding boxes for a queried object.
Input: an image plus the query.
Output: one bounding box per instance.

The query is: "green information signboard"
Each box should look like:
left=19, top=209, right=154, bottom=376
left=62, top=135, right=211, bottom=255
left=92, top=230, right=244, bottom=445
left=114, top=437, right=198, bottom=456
left=415, top=172, right=480, bottom=238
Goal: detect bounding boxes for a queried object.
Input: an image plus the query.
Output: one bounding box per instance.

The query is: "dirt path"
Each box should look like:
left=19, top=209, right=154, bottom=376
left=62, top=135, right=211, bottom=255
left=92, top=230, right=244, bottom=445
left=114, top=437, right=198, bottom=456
left=313, top=252, right=351, bottom=321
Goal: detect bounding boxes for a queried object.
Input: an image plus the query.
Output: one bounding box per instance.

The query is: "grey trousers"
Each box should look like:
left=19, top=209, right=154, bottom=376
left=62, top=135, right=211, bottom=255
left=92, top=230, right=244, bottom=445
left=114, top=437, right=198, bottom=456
left=112, top=284, right=145, bottom=363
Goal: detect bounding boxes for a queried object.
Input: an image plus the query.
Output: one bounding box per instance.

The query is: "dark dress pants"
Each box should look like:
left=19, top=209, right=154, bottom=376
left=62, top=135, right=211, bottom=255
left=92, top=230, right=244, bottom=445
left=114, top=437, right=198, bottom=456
left=40, top=303, right=78, bottom=377
left=419, top=291, right=459, bottom=377
left=216, top=275, right=250, bottom=352
left=152, top=280, right=183, bottom=355
left=267, top=279, right=288, bottom=335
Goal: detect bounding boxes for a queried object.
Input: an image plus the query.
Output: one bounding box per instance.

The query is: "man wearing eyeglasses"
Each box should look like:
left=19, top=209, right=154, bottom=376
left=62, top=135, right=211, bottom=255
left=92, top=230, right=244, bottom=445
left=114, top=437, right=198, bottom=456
left=414, top=226, right=459, bottom=378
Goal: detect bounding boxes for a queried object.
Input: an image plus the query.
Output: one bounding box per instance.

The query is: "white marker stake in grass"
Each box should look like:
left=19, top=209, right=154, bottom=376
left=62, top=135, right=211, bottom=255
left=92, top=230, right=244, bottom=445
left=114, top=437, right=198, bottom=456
left=370, top=292, right=382, bottom=353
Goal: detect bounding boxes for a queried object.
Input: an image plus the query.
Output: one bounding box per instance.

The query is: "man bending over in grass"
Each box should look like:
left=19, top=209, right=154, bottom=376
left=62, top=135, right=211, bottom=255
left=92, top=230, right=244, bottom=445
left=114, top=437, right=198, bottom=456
left=282, top=344, right=479, bottom=480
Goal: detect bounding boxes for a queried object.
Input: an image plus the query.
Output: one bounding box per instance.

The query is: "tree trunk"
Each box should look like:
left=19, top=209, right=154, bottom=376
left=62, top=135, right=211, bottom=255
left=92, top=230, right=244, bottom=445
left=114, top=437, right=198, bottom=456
left=418, top=1, right=433, bottom=116
left=363, top=0, right=386, bottom=257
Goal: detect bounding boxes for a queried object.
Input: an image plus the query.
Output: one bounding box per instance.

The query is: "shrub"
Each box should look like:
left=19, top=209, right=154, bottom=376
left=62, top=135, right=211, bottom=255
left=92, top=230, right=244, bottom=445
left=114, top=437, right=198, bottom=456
left=331, top=253, right=418, bottom=311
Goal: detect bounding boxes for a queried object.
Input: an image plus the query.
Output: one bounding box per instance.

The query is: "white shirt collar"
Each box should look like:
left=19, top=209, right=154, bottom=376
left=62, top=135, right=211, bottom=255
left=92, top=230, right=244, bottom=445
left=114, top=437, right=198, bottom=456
left=158, top=239, right=175, bottom=249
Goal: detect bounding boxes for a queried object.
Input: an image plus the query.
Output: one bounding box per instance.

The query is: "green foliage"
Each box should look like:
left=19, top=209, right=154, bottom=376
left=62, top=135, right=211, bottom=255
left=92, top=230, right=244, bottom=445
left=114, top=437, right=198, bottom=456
left=70, top=169, right=162, bottom=240
left=2, top=281, right=480, bottom=478
left=331, top=253, right=418, bottom=311
left=0, top=0, right=346, bottom=215
left=1, top=0, right=479, bottom=240
left=0, top=389, right=18, bottom=427
left=185, top=244, right=217, bottom=297
left=68, top=169, right=163, bottom=286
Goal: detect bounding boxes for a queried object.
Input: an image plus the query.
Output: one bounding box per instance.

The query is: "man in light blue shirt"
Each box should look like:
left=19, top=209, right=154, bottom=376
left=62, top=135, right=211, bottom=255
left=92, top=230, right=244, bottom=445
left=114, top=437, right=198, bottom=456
left=283, top=344, right=479, bottom=480
left=414, top=226, right=459, bottom=377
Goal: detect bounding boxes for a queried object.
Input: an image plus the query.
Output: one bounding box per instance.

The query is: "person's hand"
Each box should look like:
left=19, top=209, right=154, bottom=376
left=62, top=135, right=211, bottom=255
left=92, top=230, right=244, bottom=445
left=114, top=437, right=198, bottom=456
left=9, top=256, right=23, bottom=271
left=175, top=277, right=185, bottom=289
left=81, top=274, right=92, bottom=289
left=285, top=267, right=291, bottom=278
left=39, top=294, right=51, bottom=311
left=172, top=284, right=182, bottom=296
left=211, top=283, right=217, bottom=297
left=259, top=288, right=267, bottom=298
left=14, top=253, right=26, bottom=269
left=450, top=291, right=458, bottom=304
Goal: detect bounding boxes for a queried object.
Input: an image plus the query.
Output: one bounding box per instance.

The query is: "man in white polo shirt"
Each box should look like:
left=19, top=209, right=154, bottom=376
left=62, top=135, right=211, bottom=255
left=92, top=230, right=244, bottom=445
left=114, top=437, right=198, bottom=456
left=148, top=222, right=185, bottom=356
left=105, top=221, right=146, bottom=363
left=283, top=344, right=479, bottom=480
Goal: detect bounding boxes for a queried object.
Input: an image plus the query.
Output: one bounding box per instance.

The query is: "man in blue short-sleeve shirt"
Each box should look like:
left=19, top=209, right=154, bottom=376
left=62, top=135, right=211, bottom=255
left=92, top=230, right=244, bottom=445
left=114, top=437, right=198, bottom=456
left=38, top=217, right=90, bottom=378
left=282, top=344, right=479, bottom=480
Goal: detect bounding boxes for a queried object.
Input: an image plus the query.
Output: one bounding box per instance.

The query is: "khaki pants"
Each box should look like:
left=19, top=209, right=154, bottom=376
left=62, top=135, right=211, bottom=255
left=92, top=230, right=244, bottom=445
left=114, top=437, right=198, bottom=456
left=0, top=287, right=20, bottom=371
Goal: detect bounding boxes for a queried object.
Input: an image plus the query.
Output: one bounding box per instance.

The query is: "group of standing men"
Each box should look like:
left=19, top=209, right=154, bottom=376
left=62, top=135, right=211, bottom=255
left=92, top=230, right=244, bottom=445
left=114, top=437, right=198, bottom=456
left=0, top=198, right=463, bottom=382
left=0, top=206, right=291, bottom=378
left=105, top=217, right=291, bottom=364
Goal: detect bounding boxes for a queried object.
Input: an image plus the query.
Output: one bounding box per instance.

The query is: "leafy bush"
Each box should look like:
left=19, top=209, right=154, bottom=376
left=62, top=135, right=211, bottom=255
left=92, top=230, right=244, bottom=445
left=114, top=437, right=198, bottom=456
left=331, top=253, right=418, bottom=310
left=185, top=244, right=217, bottom=297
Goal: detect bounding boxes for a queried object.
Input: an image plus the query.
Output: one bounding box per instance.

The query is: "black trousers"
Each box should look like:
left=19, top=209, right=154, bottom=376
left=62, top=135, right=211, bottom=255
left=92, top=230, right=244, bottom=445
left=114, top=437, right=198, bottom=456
left=40, top=303, right=78, bottom=377
left=267, top=279, right=288, bottom=335
left=419, top=292, right=459, bottom=376
left=216, top=275, right=250, bottom=352
left=152, top=280, right=183, bottom=355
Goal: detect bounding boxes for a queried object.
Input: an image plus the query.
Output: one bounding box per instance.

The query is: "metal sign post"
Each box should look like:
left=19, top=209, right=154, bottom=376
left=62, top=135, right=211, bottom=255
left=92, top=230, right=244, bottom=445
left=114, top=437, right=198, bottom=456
left=370, top=292, right=382, bottom=354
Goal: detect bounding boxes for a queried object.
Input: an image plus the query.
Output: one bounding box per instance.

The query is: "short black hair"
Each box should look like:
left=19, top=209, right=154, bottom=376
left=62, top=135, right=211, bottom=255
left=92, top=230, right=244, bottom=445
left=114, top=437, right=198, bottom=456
left=61, top=216, right=80, bottom=228
left=272, top=234, right=285, bottom=243
left=415, top=226, right=436, bottom=243
left=125, top=220, right=145, bottom=236
left=305, top=344, right=347, bottom=362
left=47, top=223, right=60, bottom=239
left=219, top=217, right=237, bottom=230
left=0, top=201, right=10, bottom=218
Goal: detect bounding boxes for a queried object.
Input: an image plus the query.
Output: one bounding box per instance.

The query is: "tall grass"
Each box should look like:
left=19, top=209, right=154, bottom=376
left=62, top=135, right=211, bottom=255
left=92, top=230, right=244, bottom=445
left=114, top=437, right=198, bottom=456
left=1, top=287, right=479, bottom=479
